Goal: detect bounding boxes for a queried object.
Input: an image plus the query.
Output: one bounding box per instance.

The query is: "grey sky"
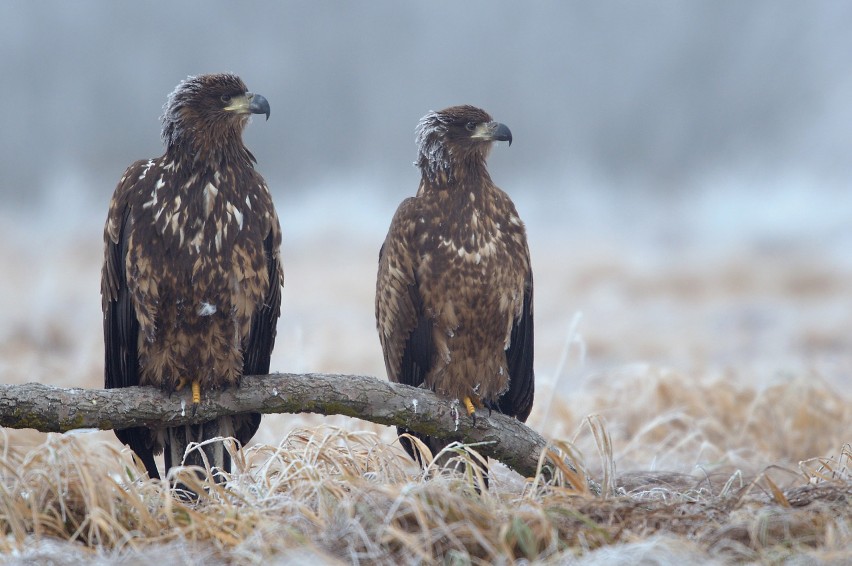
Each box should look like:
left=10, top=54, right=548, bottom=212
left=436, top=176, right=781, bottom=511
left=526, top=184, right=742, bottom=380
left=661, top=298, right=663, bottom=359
left=1, top=1, right=850, bottom=210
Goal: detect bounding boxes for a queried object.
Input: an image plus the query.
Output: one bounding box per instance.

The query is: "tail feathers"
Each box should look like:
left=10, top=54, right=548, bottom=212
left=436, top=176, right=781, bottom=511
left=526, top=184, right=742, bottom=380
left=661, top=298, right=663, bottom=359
left=397, top=427, right=489, bottom=489
left=116, top=427, right=161, bottom=481
left=164, top=417, right=235, bottom=486
left=137, top=449, right=161, bottom=481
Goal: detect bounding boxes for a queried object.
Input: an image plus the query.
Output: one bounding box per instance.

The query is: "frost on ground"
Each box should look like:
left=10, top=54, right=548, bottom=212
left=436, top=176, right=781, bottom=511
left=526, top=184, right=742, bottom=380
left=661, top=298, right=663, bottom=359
left=0, top=183, right=850, bottom=563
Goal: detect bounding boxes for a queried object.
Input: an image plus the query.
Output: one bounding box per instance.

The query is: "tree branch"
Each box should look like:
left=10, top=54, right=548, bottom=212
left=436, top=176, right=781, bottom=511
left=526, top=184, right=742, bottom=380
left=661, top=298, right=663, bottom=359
left=0, top=373, right=552, bottom=478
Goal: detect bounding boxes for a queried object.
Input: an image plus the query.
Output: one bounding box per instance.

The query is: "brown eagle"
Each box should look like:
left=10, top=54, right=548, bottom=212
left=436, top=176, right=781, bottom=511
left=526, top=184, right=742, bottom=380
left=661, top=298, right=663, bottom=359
left=376, top=105, right=534, bottom=471
left=101, top=73, right=282, bottom=483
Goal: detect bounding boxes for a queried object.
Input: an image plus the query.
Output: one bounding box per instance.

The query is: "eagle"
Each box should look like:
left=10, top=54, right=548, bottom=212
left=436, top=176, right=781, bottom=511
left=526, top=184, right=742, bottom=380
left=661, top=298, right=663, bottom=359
left=376, top=105, right=534, bottom=475
left=101, top=73, right=282, bottom=484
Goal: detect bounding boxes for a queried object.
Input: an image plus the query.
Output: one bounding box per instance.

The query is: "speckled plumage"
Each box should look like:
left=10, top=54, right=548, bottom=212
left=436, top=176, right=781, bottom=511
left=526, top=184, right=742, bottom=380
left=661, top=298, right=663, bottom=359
left=376, top=105, right=534, bottom=468
left=102, top=74, right=282, bottom=482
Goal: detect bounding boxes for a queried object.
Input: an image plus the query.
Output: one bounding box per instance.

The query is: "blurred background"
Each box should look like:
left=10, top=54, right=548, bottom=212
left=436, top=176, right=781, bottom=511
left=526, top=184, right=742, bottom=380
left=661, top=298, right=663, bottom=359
left=1, top=1, right=850, bottom=472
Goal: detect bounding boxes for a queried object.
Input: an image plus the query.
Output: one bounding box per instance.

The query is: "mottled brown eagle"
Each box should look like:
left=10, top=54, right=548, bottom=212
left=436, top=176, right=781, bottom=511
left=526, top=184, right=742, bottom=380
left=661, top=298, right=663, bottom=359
left=101, top=73, right=282, bottom=483
left=376, top=105, right=534, bottom=472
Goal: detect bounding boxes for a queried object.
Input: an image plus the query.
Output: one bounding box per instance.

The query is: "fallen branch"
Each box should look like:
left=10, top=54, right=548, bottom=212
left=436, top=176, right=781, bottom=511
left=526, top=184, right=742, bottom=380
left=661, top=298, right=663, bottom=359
left=0, top=373, right=552, bottom=478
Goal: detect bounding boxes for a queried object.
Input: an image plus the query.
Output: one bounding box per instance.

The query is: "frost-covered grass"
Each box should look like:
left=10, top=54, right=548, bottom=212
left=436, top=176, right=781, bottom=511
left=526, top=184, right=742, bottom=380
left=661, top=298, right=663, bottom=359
left=0, top=407, right=850, bottom=565
left=1, top=365, right=850, bottom=564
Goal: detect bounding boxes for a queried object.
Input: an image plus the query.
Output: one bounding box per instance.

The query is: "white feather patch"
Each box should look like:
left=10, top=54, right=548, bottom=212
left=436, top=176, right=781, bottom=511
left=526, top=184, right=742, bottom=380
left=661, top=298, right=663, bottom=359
left=198, top=302, right=217, bottom=316
left=203, top=182, right=218, bottom=217
left=138, top=159, right=155, bottom=180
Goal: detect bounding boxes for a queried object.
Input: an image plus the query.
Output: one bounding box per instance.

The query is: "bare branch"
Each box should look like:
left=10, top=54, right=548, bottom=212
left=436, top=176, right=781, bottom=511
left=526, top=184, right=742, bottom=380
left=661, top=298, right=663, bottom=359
left=0, top=373, right=551, bottom=477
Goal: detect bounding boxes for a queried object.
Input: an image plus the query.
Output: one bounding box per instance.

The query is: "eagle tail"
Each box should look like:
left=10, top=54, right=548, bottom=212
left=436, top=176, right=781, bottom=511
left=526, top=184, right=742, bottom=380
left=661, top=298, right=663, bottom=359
left=115, top=427, right=161, bottom=481
left=164, top=417, right=235, bottom=493
left=397, top=427, right=490, bottom=489
left=137, top=448, right=160, bottom=481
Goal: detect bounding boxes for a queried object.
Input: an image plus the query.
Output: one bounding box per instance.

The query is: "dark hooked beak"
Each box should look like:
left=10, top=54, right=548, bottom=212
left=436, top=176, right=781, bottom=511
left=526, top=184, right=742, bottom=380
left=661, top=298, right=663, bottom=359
left=248, top=93, right=271, bottom=120
left=490, top=122, right=512, bottom=146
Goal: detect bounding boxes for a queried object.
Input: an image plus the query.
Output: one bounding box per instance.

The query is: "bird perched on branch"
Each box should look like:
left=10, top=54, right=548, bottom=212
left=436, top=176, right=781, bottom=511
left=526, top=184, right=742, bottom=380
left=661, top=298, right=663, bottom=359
left=376, top=105, right=534, bottom=477
left=101, top=73, right=282, bottom=485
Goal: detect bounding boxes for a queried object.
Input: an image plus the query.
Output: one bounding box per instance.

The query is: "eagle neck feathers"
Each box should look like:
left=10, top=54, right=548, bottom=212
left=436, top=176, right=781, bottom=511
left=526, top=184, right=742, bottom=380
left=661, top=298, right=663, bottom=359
left=164, top=133, right=257, bottom=172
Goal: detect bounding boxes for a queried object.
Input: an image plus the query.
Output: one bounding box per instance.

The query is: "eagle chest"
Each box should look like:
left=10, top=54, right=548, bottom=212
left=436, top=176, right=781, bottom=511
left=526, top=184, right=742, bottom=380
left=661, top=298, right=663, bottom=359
left=130, top=175, right=269, bottom=386
left=414, top=200, right=524, bottom=336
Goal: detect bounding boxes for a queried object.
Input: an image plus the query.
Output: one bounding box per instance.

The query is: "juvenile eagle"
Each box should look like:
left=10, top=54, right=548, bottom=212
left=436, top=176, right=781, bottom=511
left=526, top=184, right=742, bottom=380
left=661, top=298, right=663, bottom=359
left=102, top=73, right=282, bottom=483
left=376, top=105, right=534, bottom=471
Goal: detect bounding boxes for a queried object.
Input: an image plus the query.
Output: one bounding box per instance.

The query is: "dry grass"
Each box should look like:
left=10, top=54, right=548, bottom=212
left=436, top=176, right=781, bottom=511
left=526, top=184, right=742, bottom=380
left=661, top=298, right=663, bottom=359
left=1, top=399, right=849, bottom=564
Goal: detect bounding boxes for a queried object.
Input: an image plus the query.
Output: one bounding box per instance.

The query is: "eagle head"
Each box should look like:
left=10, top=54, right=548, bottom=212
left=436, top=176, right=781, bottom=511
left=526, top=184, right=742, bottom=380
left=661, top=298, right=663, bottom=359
left=415, top=105, right=512, bottom=184
left=161, top=73, right=271, bottom=156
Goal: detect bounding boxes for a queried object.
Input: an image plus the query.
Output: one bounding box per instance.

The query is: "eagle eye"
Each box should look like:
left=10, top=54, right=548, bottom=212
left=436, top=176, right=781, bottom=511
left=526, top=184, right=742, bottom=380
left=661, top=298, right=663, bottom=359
left=220, top=94, right=232, bottom=103
left=465, top=122, right=476, bottom=132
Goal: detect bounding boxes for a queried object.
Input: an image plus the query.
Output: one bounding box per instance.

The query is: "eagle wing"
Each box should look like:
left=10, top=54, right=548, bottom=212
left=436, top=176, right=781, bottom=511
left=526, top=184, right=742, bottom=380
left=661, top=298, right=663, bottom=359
left=376, top=198, right=432, bottom=389
left=499, top=271, right=534, bottom=421
left=376, top=198, right=437, bottom=463
left=102, top=161, right=160, bottom=479
left=237, top=225, right=283, bottom=444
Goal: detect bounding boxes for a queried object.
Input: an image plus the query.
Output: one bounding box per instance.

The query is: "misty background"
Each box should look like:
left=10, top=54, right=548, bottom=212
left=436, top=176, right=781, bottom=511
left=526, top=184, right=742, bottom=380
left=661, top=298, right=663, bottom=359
left=1, top=2, right=851, bottom=406
left=2, top=2, right=851, bottom=237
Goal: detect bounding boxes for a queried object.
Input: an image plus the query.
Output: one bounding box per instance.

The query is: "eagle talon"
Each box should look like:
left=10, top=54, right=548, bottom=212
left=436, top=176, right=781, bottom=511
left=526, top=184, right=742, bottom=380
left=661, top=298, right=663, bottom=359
left=483, top=399, right=497, bottom=416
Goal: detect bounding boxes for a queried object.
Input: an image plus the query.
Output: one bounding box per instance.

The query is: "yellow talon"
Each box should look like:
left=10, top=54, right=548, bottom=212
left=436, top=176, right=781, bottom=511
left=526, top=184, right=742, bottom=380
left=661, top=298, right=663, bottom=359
left=463, top=396, right=476, bottom=417
left=191, top=380, right=201, bottom=405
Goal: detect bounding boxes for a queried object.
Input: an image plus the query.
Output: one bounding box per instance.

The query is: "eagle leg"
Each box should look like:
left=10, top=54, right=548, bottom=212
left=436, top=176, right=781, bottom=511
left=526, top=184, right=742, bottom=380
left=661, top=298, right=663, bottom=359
left=191, top=380, right=201, bottom=417
left=463, top=396, right=476, bottom=416
left=463, top=396, right=478, bottom=426
left=175, top=376, right=188, bottom=391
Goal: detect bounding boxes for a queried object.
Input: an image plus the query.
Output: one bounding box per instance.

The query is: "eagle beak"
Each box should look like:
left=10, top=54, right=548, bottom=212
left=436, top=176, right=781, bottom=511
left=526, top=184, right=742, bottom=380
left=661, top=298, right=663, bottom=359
left=472, top=121, right=513, bottom=146
left=225, top=93, right=271, bottom=120
left=248, top=93, right=271, bottom=120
